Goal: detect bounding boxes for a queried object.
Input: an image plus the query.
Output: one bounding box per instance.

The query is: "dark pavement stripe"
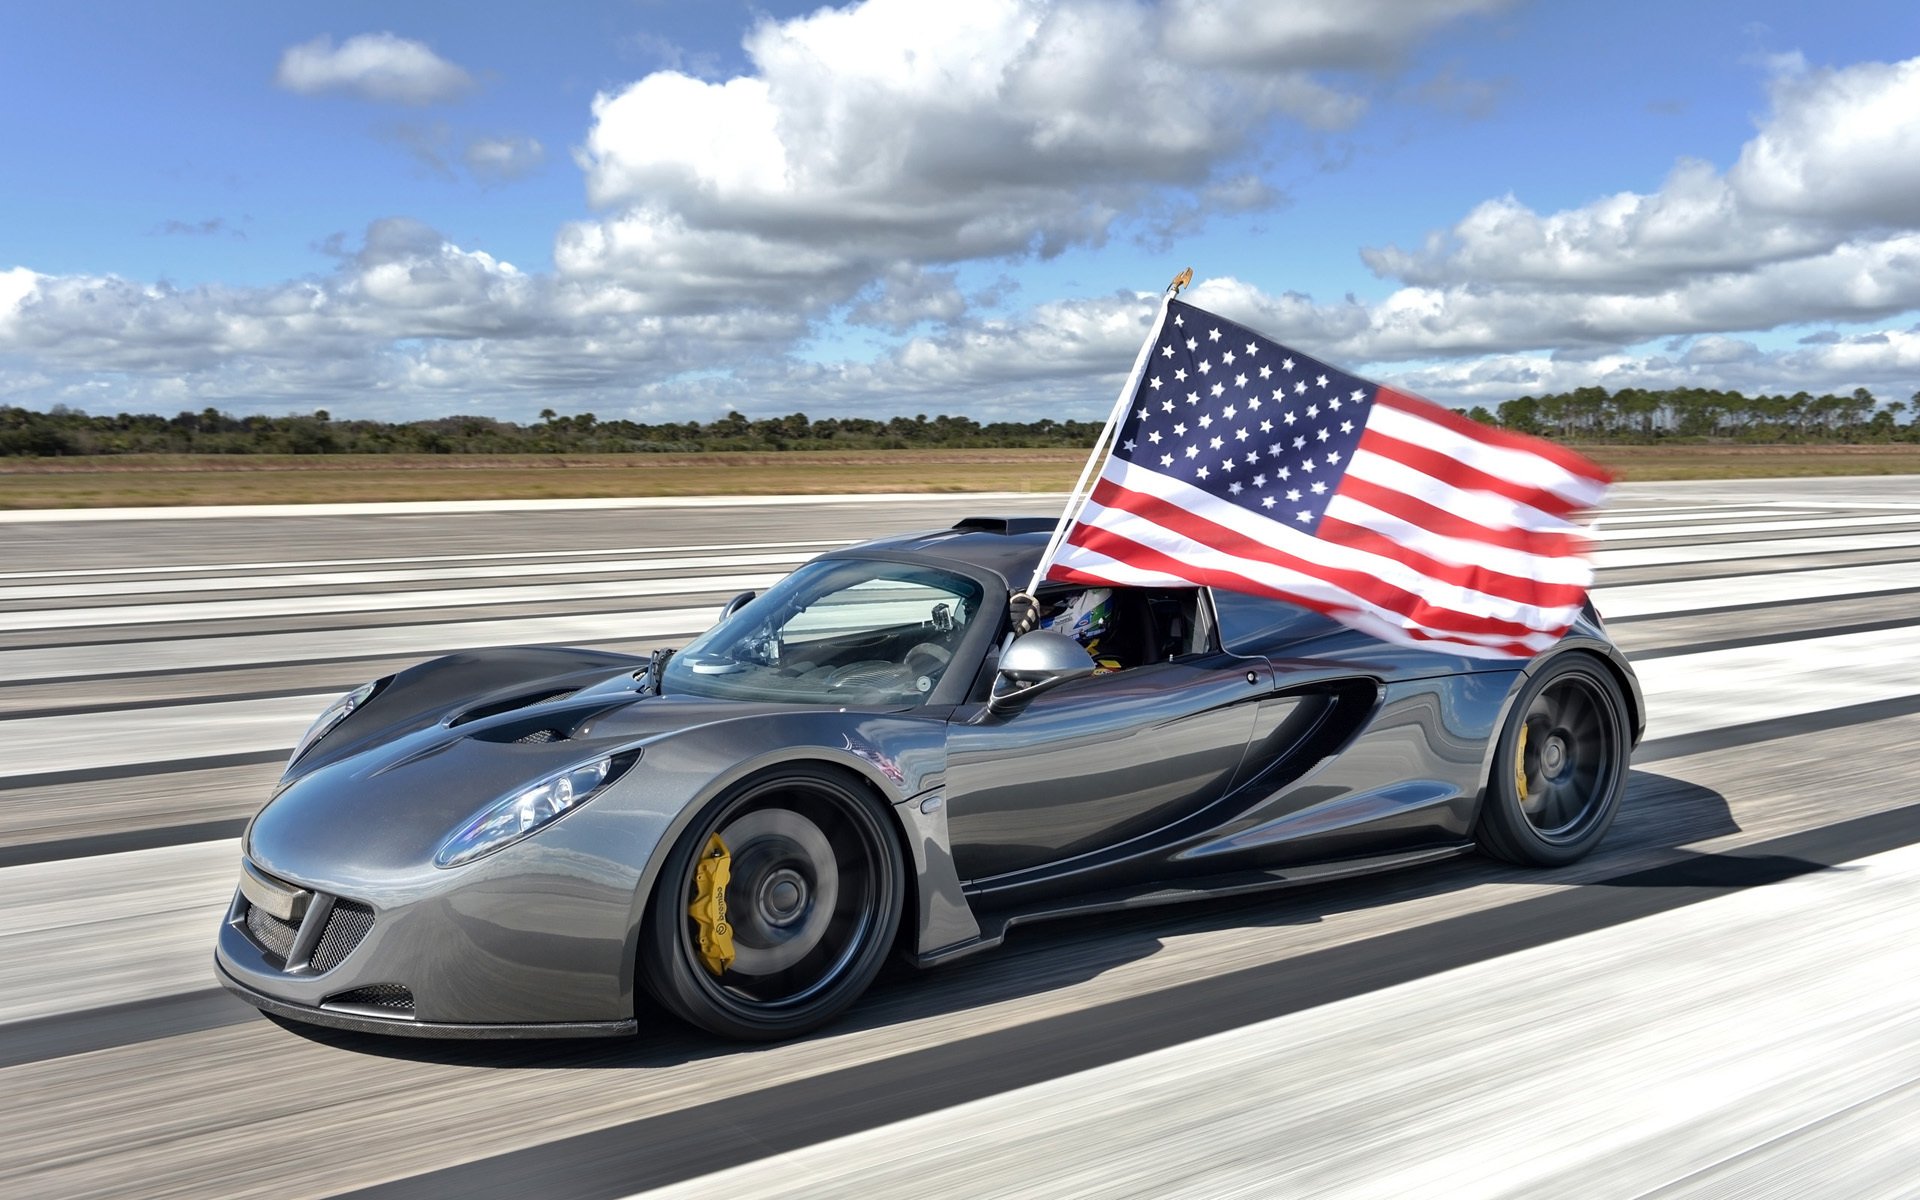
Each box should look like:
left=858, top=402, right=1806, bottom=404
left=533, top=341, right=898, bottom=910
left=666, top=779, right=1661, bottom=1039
left=0, top=749, right=289, bottom=793
left=0, top=988, right=248, bottom=1070
left=1633, top=693, right=1920, bottom=762
left=0, top=819, right=247, bottom=869
left=1625, top=616, right=1920, bottom=660
left=328, top=801, right=1920, bottom=1200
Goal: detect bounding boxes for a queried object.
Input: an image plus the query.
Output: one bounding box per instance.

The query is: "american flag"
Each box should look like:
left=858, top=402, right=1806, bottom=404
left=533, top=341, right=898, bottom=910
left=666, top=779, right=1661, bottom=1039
left=1045, top=299, right=1610, bottom=658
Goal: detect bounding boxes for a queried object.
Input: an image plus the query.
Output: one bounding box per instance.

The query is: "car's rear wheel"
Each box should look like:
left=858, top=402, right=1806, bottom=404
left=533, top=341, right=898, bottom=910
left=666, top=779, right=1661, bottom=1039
left=1478, top=653, right=1630, bottom=866
left=642, top=765, right=903, bottom=1040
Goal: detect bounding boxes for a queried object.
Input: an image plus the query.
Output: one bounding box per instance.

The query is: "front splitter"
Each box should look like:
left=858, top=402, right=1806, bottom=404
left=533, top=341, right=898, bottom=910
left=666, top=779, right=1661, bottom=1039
left=215, top=959, right=637, bottom=1040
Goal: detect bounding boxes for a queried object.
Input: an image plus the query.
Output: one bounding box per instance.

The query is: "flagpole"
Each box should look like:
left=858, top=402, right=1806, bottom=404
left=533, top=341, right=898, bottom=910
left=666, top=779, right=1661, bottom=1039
left=1013, top=268, right=1191, bottom=630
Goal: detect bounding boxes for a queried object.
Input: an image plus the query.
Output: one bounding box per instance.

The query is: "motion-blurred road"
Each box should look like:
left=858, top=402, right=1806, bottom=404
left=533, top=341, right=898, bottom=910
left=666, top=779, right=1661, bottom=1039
left=2, top=480, right=1917, bottom=1198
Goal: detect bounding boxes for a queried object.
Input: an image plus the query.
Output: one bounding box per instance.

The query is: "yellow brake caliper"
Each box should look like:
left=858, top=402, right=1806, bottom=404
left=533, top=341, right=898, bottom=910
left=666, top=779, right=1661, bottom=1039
left=688, top=833, right=734, bottom=976
left=1514, top=722, right=1530, bottom=805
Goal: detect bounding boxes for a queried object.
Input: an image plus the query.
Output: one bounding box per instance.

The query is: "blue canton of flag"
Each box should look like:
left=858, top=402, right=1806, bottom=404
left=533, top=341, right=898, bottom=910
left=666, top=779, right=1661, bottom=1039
left=1113, top=300, right=1372, bottom=533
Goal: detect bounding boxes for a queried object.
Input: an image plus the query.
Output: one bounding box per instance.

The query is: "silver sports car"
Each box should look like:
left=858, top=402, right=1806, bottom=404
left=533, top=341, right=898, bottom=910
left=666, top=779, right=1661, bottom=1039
left=215, top=515, right=1642, bottom=1041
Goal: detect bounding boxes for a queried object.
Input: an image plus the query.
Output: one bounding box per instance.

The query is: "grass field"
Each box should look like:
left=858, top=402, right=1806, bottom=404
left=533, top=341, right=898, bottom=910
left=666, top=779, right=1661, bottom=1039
left=2, top=443, right=1918, bottom=508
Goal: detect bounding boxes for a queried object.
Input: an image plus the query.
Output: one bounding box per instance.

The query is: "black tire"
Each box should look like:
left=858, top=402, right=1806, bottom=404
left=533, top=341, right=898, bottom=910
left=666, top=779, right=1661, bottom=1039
left=641, top=765, right=904, bottom=1041
left=1478, top=653, right=1630, bottom=867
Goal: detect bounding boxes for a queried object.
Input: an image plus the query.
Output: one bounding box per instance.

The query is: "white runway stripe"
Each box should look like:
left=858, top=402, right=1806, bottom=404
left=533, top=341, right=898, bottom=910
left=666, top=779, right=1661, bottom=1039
left=1596, top=512, right=1920, bottom=542
left=0, top=538, right=851, bottom=583
left=0, top=607, right=711, bottom=684
left=1595, top=561, right=1920, bottom=619
left=1596, top=528, right=1920, bottom=569
left=0, top=550, right=817, bottom=603
left=636, top=843, right=1920, bottom=1200
left=0, top=693, right=329, bottom=777
left=0, top=571, right=786, bottom=633
left=1635, top=624, right=1920, bottom=740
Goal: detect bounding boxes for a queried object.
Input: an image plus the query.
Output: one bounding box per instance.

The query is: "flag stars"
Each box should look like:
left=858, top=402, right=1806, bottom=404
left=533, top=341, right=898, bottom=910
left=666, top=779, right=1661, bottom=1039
left=1327, top=397, right=1341, bottom=411
left=1148, top=430, right=1162, bottom=444
left=1148, top=377, right=1162, bottom=391
left=1276, top=466, right=1291, bottom=481
left=1311, top=481, right=1327, bottom=495
left=1327, top=450, right=1342, bottom=464
left=1186, top=337, right=1198, bottom=351
left=1185, top=446, right=1200, bottom=459
left=1283, top=410, right=1297, bottom=426
left=1123, top=439, right=1136, bottom=452
left=1296, top=510, right=1313, bottom=524
left=1306, top=404, right=1319, bottom=419
left=1258, top=365, right=1272, bottom=380
left=1350, top=389, right=1365, bottom=403
left=1221, top=458, right=1236, bottom=473
left=1173, top=422, right=1188, bottom=436
left=1222, top=350, right=1236, bottom=366
left=1316, top=374, right=1329, bottom=388
left=1259, top=419, right=1272, bottom=433
left=1199, top=413, right=1215, bottom=429
left=1340, top=420, right=1354, bottom=434
left=1160, top=344, right=1174, bottom=358
left=1196, top=465, right=1210, bottom=480
left=1196, top=360, right=1212, bottom=375
left=1210, top=382, right=1225, bottom=398
left=1294, top=381, right=1308, bottom=395
left=1261, top=496, right=1277, bottom=509
left=1135, top=406, right=1149, bottom=420
left=1222, top=403, right=1238, bottom=419
left=1174, top=368, right=1187, bottom=382
left=1234, top=427, right=1249, bottom=442
left=1161, top=399, right=1175, bottom=413
left=1286, top=488, right=1301, bottom=502
left=1208, top=327, right=1222, bottom=342
left=1233, top=374, right=1247, bottom=389
left=1160, top=453, right=1174, bottom=467
left=1245, top=451, right=1258, bottom=465
left=1272, top=388, right=1287, bottom=403
left=1292, top=435, right=1307, bottom=449
left=1228, top=482, right=1243, bottom=496
left=1268, top=444, right=1285, bottom=459
left=1246, top=396, right=1262, bottom=412
left=1187, top=391, right=1201, bottom=406
left=1316, top=427, right=1331, bottom=442
left=1208, top=435, right=1223, bottom=450
left=1173, top=314, right=1184, bottom=326
left=1281, top=357, right=1295, bottom=372
left=1301, top=458, right=1317, bottom=474
left=1252, top=473, right=1267, bottom=488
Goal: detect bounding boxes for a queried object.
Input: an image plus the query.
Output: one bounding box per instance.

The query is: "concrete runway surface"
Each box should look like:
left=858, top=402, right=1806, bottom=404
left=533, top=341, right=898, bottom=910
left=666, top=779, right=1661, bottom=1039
left=1, top=479, right=1917, bottom=1198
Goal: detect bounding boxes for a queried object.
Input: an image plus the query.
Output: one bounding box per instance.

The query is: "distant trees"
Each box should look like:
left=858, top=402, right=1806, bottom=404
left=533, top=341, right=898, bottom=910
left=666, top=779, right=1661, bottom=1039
left=2, top=385, right=1916, bottom=458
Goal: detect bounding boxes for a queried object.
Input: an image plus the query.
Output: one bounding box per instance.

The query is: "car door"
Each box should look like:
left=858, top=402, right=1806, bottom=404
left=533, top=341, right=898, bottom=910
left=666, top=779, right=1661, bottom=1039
left=942, top=650, right=1272, bottom=894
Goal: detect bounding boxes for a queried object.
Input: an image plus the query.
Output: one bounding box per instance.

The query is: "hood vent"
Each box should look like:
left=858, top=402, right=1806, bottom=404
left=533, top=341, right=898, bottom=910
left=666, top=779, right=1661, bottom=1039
left=449, top=688, right=580, bottom=728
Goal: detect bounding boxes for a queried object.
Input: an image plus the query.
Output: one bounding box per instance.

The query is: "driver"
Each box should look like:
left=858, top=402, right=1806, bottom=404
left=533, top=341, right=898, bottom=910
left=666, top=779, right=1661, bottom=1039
left=1041, top=588, right=1124, bottom=673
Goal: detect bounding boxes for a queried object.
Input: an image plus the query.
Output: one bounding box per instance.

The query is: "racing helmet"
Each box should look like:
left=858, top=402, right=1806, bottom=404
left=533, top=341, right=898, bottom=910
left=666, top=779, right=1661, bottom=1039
left=1041, top=588, right=1112, bottom=645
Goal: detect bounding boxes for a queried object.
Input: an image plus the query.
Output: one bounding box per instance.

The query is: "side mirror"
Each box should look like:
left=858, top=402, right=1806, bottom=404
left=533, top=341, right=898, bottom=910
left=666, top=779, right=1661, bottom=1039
left=988, top=630, right=1095, bottom=713
left=716, top=591, right=756, bottom=625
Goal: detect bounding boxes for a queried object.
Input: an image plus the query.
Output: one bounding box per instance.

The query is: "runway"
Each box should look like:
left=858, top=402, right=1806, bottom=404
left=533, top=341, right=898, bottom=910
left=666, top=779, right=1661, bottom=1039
left=1, top=479, right=1917, bottom=1198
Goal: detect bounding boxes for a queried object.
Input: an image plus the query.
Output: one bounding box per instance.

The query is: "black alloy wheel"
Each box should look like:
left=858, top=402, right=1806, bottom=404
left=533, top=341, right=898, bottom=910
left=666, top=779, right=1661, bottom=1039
left=642, top=765, right=904, bottom=1041
left=1479, top=653, right=1631, bottom=867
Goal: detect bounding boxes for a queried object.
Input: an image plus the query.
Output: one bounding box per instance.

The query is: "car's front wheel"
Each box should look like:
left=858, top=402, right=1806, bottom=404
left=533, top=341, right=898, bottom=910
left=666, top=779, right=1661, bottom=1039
left=1478, top=653, right=1631, bottom=867
left=641, top=765, right=904, bottom=1040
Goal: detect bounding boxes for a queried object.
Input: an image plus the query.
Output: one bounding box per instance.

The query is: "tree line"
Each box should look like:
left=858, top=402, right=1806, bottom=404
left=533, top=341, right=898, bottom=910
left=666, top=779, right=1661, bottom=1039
left=3, top=385, right=1918, bottom=457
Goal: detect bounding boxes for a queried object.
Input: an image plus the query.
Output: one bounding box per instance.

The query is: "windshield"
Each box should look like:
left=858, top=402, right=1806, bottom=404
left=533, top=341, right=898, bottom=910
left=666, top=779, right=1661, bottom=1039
left=661, top=558, right=986, bottom=705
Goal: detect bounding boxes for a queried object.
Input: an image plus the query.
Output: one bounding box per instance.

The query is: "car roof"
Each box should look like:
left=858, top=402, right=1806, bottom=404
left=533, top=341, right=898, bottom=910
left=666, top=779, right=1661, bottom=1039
left=835, top=517, right=1057, bottom=584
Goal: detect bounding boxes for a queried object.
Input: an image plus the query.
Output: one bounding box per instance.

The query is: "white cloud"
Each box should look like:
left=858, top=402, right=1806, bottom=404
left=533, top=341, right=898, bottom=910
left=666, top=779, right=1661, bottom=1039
left=562, top=0, right=1448, bottom=311
left=1160, top=0, right=1513, bottom=70
left=275, top=33, right=474, bottom=105
left=464, top=135, right=545, bottom=181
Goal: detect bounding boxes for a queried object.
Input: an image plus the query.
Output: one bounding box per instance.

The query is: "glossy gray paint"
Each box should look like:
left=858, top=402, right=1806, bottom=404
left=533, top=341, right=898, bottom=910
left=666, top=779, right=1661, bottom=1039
left=216, top=521, right=1642, bottom=1036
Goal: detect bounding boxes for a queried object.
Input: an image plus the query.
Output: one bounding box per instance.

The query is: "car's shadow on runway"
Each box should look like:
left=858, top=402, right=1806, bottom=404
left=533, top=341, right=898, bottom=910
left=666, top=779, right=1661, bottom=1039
left=274, top=768, right=1748, bottom=1070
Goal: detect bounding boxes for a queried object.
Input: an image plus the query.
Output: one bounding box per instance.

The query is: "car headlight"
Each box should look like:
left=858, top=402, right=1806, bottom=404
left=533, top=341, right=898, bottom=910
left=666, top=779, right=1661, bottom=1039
left=287, top=678, right=387, bottom=768
left=435, top=751, right=637, bottom=868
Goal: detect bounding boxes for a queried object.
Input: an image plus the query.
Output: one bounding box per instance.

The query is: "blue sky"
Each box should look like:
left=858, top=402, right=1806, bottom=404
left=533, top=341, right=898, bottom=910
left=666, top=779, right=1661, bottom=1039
left=3, top=0, right=1917, bottom=422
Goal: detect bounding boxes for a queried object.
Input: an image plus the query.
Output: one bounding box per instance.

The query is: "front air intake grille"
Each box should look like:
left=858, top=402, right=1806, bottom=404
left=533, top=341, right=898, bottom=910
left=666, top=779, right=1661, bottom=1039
left=308, top=901, right=376, bottom=973
left=516, top=728, right=562, bottom=744
left=245, top=904, right=299, bottom=963
left=324, top=984, right=415, bottom=1013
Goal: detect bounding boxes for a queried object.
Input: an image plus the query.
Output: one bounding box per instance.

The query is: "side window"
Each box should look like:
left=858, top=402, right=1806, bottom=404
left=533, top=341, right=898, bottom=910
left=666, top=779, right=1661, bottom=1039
left=1035, top=586, right=1209, bottom=670
left=1209, top=588, right=1341, bottom=655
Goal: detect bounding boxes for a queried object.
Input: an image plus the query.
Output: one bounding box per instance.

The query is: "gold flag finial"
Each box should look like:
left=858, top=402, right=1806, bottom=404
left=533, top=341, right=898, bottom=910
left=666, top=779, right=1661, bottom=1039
left=1169, top=267, right=1193, bottom=296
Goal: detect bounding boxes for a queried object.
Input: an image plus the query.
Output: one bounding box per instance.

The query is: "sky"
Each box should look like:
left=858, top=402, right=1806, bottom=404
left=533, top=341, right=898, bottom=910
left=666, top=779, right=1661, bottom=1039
left=2, top=0, right=1918, bottom=424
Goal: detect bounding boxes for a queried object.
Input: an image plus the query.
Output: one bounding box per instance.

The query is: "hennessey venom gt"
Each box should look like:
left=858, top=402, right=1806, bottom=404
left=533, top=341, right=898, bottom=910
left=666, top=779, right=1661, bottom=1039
left=216, top=516, right=1642, bottom=1041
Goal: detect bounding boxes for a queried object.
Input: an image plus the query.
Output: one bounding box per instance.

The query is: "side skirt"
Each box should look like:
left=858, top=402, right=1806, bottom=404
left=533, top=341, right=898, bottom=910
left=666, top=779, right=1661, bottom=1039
left=912, top=842, right=1475, bottom=968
